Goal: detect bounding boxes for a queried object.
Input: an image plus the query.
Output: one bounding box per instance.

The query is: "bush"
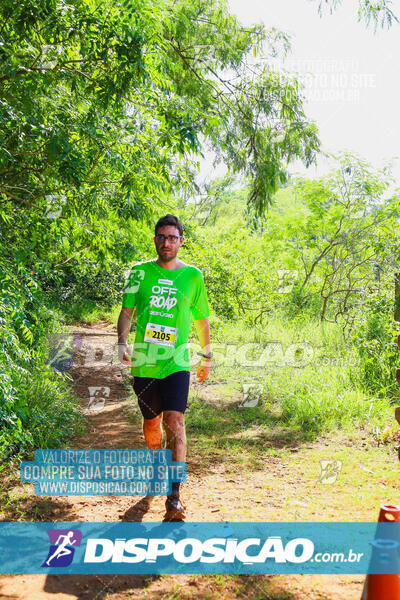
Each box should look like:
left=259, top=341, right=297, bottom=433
left=351, top=292, right=399, bottom=399
left=45, top=257, right=127, bottom=311
left=0, top=257, right=84, bottom=462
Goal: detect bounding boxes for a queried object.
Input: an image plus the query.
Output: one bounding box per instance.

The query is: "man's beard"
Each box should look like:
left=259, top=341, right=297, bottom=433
left=157, top=248, right=177, bottom=262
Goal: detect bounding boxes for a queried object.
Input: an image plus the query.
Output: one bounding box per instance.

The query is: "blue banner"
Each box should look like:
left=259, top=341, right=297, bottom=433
left=20, top=449, right=186, bottom=496
left=1, top=522, right=400, bottom=574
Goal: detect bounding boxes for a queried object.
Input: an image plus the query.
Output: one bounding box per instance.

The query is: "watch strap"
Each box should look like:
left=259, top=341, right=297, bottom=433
left=197, top=351, right=213, bottom=359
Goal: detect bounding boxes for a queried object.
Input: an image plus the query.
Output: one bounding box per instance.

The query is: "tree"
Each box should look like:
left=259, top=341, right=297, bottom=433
left=0, top=0, right=319, bottom=259
left=287, top=155, right=400, bottom=326
left=317, top=0, right=399, bottom=30
left=0, top=0, right=322, bottom=351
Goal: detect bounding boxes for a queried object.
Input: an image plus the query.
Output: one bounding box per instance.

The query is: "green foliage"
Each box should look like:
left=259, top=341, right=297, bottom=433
left=195, top=312, right=392, bottom=435
left=48, top=257, right=126, bottom=309
left=0, top=0, right=319, bottom=239
left=181, top=154, right=400, bottom=332
left=1, top=365, right=84, bottom=462
left=357, top=0, right=398, bottom=29
left=181, top=222, right=277, bottom=323
left=317, top=0, right=399, bottom=30
left=0, top=256, right=84, bottom=461
left=261, top=154, right=400, bottom=324
left=351, top=287, right=399, bottom=398
left=275, top=361, right=388, bottom=432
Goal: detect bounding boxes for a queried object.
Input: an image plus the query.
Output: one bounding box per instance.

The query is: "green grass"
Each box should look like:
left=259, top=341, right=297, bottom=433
left=185, top=391, right=310, bottom=474
left=188, top=315, right=394, bottom=435
left=112, top=301, right=395, bottom=437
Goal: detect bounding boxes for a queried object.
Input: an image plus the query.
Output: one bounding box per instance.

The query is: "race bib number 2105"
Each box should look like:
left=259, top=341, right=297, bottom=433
left=144, top=323, right=178, bottom=347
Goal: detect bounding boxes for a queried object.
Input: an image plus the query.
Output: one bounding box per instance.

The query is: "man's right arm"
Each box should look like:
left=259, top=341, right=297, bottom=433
left=117, top=307, right=134, bottom=365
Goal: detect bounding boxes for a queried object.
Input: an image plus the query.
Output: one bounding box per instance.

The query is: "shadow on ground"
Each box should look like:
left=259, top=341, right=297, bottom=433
left=185, top=397, right=317, bottom=475
left=39, top=496, right=160, bottom=600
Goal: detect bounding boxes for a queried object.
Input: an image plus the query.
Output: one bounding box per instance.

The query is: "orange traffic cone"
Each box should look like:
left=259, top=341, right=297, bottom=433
left=361, top=505, right=400, bottom=599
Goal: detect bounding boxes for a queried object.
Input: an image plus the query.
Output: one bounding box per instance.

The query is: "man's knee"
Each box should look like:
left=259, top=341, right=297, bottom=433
left=143, top=414, right=162, bottom=430
left=163, top=411, right=185, bottom=435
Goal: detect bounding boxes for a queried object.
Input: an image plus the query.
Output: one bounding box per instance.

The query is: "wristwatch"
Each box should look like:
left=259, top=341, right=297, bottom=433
left=197, top=351, right=213, bottom=359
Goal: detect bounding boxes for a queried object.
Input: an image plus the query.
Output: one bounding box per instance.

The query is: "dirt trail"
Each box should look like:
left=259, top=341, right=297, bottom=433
left=0, top=323, right=371, bottom=599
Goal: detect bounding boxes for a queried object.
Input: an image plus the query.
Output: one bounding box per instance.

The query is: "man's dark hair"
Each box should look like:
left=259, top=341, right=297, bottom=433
left=155, top=214, right=183, bottom=237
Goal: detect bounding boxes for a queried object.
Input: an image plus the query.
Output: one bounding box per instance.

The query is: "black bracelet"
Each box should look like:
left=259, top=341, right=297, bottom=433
left=197, top=351, right=213, bottom=359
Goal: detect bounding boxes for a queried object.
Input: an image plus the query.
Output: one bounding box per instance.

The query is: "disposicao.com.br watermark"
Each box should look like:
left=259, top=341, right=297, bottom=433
left=1, top=522, right=397, bottom=575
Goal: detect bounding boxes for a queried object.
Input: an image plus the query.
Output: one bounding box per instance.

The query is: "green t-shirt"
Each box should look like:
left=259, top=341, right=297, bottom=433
left=121, top=259, right=210, bottom=379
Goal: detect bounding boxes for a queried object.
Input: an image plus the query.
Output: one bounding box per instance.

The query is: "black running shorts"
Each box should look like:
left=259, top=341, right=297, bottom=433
left=132, top=370, right=190, bottom=419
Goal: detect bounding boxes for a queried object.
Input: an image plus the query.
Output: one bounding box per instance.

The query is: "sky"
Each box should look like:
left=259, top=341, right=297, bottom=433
left=199, top=0, right=400, bottom=186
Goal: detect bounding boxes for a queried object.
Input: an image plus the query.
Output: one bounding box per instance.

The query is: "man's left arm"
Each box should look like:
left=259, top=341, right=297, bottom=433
left=194, top=317, right=211, bottom=382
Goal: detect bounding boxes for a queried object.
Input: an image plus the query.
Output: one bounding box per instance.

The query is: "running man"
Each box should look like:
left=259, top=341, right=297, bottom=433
left=117, top=214, right=212, bottom=520
left=45, top=531, right=77, bottom=566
